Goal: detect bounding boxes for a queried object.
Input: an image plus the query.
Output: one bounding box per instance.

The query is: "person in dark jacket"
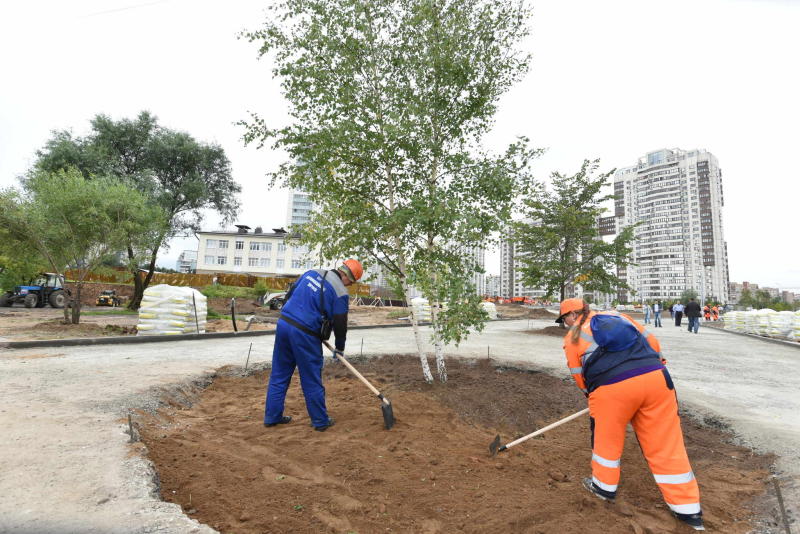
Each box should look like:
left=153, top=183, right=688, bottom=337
left=263, top=259, right=363, bottom=431
left=685, top=298, right=702, bottom=334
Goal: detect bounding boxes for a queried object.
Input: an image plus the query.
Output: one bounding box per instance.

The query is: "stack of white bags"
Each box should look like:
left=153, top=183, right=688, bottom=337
left=481, top=301, right=498, bottom=320
left=724, top=308, right=799, bottom=340
left=136, top=284, right=207, bottom=336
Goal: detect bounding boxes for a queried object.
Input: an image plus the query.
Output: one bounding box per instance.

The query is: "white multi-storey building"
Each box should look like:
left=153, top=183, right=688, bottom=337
left=175, top=250, right=197, bottom=273
left=611, top=148, right=729, bottom=303
left=499, top=222, right=550, bottom=299
left=195, top=226, right=334, bottom=277
left=286, top=190, right=314, bottom=228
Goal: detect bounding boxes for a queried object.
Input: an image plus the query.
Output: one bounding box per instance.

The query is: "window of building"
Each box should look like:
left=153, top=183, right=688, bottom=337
left=234, top=257, right=242, bottom=266
left=217, top=256, right=227, bottom=265
left=218, top=240, right=229, bottom=249
left=248, top=257, right=258, bottom=267
left=291, top=259, right=302, bottom=268
left=204, top=255, right=214, bottom=264
left=206, top=239, right=217, bottom=249
left=277, top=243, right=286, bottom=253
left=235, top=240, right=244, bottom=250
left=276, top=259, right=285, bottom=269
left=260, top=258, right=270, bottom=267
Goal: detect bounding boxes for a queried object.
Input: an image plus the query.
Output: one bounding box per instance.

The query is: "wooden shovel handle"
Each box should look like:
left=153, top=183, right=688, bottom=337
left=503, top=408, right=590, bottom=450
left=322, top=340, right=389, bottom=405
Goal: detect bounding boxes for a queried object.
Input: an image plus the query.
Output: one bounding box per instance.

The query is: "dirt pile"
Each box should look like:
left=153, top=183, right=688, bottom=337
left=139, top=357, right=772, bottom=534
left=496, top=305, right=558, bottom=320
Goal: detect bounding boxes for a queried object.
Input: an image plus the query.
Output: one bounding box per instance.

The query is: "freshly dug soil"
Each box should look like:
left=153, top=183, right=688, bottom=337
left=495, top=305, right=558, bottom=320
left=139, top=357, right=772, bottom=534
left=525, top=325, right=568, bottom=337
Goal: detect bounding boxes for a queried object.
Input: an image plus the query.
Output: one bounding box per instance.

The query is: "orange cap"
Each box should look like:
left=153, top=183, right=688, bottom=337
left=340, top=259, right=363, bottom=282
left=555, top=298, right=585, bottom=323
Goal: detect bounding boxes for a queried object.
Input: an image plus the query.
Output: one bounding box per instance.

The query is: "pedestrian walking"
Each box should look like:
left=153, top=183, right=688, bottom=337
left=643, top=302, right=652, bottom=324
left=673, top=302, right=685, bottom=327
left=685, top=298, right=701, bottom=334
left=653, top=301, right=663, bottom=327
left=557, top=298, right=704, bottom=531
left=669, top=304, right=674, bottom=319
left=264, top=259, right=364, bottom=431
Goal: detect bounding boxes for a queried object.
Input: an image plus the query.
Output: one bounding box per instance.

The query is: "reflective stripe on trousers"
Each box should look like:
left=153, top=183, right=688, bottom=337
left=588, top=370, right=701, bottom=511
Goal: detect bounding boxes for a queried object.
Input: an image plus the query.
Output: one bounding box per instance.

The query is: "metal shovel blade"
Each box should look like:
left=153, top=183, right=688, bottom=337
left=489, top=434, right=501, bottom=457
left=381, top=400, right=395, bottom=430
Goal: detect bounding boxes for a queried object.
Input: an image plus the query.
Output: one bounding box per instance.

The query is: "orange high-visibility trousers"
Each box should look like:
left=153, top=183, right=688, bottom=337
left=588, top=369, right=701, bottom=515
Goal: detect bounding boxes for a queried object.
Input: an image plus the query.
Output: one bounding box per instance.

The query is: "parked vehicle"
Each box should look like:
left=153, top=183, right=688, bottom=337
left=96, top=290, right=121, bottom=307
left=258, top=291, right=288, bottom=310
left=0, top=273, right=70, bottom=308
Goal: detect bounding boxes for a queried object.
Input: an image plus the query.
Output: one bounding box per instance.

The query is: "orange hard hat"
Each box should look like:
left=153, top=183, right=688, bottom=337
left=555, top=298, right=585, bottom=323
left=340, top=259, right=363, bottom=282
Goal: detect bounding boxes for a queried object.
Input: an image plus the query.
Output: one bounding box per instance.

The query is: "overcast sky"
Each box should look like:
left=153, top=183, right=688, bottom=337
left=1, top=0, right=798, bottom=289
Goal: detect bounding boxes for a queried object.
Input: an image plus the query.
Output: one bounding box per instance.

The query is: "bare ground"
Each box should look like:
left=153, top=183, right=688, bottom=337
left=139, top=356, right=773, bottom=534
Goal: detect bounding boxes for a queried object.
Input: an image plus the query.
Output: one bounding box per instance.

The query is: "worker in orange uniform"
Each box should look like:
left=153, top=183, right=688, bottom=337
left=558, top=298, right=704, bottom=531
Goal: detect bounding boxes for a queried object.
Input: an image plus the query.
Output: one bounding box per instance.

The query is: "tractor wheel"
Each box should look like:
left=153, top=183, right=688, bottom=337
left=49, top=290, right=66, bottom=308
left=24, top=294, right=38, bottom=308
left=271, top=299, right=284, bottom=311
left=0, top=293, right=12, bottom=307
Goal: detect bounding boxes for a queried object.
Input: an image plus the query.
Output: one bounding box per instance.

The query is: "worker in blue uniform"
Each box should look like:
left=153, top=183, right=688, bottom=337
left=264, top=259, right=363, bottom=431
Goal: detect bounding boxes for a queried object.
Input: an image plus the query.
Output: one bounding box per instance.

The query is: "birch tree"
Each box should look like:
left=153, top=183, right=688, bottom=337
left=242, top=0, right=538, bottom=382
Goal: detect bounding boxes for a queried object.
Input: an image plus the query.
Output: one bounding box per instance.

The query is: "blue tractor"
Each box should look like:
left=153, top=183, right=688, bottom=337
left=0, top=273, right=70, bottom=308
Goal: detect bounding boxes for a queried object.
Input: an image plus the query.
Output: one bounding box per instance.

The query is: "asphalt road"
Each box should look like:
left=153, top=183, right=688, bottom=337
left=0, top=318, right=797, bottom=533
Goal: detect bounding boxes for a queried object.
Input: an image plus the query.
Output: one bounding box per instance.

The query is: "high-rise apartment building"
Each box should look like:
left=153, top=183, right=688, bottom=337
left=175, top=250, right=197, bottom=273
left=611, top=148, right=729, bottom=303
left=286, top=190, right=314, bottom=228
left=499, top=222, right=550, bottom=299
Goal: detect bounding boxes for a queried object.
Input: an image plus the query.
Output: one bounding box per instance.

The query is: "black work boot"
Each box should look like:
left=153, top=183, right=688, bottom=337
left=674, top=511, right=705, bottom=531
left=314, top=418, right=335, bottom=432
left=264, top=415, right=292, bottom=427
left=582, top=477, right=615, bottom=503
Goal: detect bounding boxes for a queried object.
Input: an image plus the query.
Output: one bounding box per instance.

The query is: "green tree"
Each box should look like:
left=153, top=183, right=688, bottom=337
left=513, top=160, right=636, bottom=309
left=680, top=289, right=698, bottom=303
left=0, top=228, right=49, bottom=293
left=241, top=0, right=537, bottom=382
left=34, top=112, right=240, bottom=309
left=0, top=169, right=164, bottom=323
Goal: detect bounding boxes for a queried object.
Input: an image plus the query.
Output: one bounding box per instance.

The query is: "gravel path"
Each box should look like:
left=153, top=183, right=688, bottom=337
left=0, top=318, right=797, bottom=533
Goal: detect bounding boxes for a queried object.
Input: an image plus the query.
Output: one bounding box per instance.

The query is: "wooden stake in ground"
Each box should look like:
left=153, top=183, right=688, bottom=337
left=244, top=343, right=252, bottom=374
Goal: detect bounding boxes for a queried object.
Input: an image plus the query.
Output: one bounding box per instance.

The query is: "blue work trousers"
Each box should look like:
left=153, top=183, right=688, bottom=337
left=264, top=320, right=329, bottom=427
left=653, top=311, right=662, bottom=327
left=688, top=316, right=700, bottom=334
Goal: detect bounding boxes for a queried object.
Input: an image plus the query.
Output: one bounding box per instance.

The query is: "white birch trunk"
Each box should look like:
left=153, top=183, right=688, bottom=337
left=401, top=275, right=434, bottom=383
left=429, top=301, right=447, bottom=382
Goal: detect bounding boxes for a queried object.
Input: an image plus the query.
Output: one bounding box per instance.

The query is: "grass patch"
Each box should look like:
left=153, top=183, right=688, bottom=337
left=199, top=284, right=279, bottom=300
left=207, top=309, right=232, bottom=321
left=387, top=310, right=410, bottom=319
left=81, top=309, right=138, bottom=316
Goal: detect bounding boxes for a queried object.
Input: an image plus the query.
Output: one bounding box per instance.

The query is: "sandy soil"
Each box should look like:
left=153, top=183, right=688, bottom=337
left=140, top=357, right=772, bottom=534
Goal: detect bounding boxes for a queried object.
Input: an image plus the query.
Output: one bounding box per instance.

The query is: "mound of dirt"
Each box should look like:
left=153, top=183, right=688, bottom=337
left=495, top=305, right=558, bottom=320
left=139, top=357, right=771, bottom=534
left=525, top=325, right=568, bottom=337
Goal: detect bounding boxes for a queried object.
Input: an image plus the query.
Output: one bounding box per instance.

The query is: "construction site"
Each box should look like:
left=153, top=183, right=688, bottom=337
left=0, top=299, right=797, bottom=534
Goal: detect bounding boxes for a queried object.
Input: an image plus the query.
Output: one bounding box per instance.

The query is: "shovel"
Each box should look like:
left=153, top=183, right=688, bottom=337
left=489, top=407, right=589, bottom=456
left=322, top=340, right=395, bottom=430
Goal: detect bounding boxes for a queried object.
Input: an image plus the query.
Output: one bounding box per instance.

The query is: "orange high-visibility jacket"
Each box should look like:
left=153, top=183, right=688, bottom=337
left=563, top=311, right=661, bottom=394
